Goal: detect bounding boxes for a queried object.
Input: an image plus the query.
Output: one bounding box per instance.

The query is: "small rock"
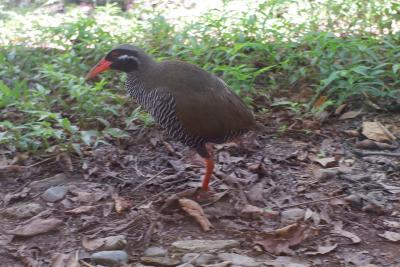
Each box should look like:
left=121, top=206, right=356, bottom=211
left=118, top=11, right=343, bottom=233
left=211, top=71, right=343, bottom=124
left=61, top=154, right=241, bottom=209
left=42, top=186, right=68, bottom=202
left=144, top=246, right=167, bottom=257
left=313, top=168, right=339, bottom=181
left=140, top=256, right=180, bottom=266
left=91, top=250, right=128, bottom=265
left=29, top=173, right=68, bottom=190
left=172, top=240, right=239, bottom=252
left=103, top=235, right=127, bottom=250
left=344, top=194, right=363, bottom=208
left=182, top=253, right=215, bottom=265
left=218, top=253, right=259, bottom=267
left=314, top=157, right=338, bottom=168
left=2, top=203, right=43, bottom=219
left=281, top=208, right=305, bottom=223
left=177, top=264, right=194, bottom=267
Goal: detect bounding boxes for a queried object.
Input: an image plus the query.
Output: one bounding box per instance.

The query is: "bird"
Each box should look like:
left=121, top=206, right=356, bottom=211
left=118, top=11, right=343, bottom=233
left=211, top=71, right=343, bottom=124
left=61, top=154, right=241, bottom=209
left=86, top=44, right=257, bottom=192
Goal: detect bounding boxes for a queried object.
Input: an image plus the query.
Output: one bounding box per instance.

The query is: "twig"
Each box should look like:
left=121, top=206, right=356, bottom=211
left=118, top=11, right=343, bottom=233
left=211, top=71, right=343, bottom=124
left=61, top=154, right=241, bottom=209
left=80, top=260, right=95, bottom=267
left=352, top=149, right=400, bottom=157
left=0, top=157, right=54, bottom=172
left=277, top=194, right=348, bottom=210
left=130, top=169, right=167, bottom=193
left=25, top=157, right=55, bottom=168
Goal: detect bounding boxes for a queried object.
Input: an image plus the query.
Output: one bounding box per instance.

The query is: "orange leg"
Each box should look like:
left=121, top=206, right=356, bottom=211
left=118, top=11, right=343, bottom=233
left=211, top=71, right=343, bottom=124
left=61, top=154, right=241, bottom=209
left=201, top=158, right=214, bottom=191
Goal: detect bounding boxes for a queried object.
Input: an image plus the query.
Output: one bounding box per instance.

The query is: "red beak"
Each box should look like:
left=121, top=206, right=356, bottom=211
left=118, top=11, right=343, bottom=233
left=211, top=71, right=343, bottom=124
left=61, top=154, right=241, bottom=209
left=85, top=59, right=112, bottom=80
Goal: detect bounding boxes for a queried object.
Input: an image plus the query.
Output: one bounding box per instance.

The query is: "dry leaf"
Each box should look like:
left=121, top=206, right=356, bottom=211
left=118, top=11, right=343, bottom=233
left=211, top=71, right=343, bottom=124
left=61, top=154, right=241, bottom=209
left=355, top=139, right=397, bottom=150
left=339, top=110, right=361, bottom=120
left=382, top=220, right=400, bottom=229
left=331, top=222, right=361, bottom=243
left=65, top=205, right=96, bottom=214
left=179, top=198, right=213, bottom=231
left=314, top=95, right=328, bottom=108
left=50, top=251, right=80, bottom=267
left=335, top=104, right=347, bottom=115
left=362, top=121, right=396, bottom=142
left=255, top=223, right=312, bottom=255
left=240, top=204, right=279, bottom=219
left=305, top=244, right=337, bottom=255
left=342, top=130, right=360, bottom=137
left=200, top=261, right=232, bottom=267
left=378, top=231, right=400, bottom=242
left=113, top=196, right=132, bottom=213
left=82, top=236, right=106, bottom=251
left=58, top=153, right=73, bottom=172
left=7, top=218, right=62, bottom=237
left=314, top=157, right=338, bottom=168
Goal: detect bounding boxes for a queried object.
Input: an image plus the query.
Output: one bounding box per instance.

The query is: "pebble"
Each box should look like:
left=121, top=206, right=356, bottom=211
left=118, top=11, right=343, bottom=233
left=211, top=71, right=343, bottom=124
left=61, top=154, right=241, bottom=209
left=344, top=194, right=363, bottom=208
left=102, top=235, right=127, bottom=250
left=91, top=250, right=128, bottom=265
left=2, top=203, right=43, bottom=219
left=42, top=185, right=68, bottom=202
left=218, top=253, right=260, bottom=267
left=314, top=168, right=339, bottom=181
left=181, top=253, right=215, bottom=265
left=144, top=246, right=167, bottom=257
left=281, top=208, right=305, bottom=223
left=172, top=239, right=239, bottom=252
left=29, top=173, right=68, bottom=190
left=140, top=256, right=180, bottom=266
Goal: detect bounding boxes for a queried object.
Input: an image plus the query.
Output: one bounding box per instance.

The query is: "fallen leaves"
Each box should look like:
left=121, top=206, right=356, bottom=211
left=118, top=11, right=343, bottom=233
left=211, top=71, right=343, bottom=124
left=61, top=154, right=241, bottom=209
left=82, top=235, right=127, bottom=251
left=378, top=231, right=400, bottom=242
left=113, top=195, right=132, bottom=213
left=305, top=244, right=338, bottom=255
left=362, top=121, right=396, bottom=142
left=7, top=218, right=62, bottom=237
left=240, top=204, right=279, bottom=219
left=339, top=110, right=362, bottom=120
left=65, top=205, right=96, bottom=215
left=255, top=223, right=314, bottom=255
left=331, top=222, right=361, bottom=244
left=179, top=198, right=213, bottom=231
left=314, top=157, right=338, bottom=168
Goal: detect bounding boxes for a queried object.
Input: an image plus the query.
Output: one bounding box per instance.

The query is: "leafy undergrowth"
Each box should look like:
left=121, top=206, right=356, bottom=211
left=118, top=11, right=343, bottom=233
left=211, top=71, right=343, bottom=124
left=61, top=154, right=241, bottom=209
left=0, top=0, right=399, bottom=152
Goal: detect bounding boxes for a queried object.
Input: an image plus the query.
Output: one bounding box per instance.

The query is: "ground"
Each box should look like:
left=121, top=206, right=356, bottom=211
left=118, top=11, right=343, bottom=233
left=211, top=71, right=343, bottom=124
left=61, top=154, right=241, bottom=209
left=0, top=111, right=400, bottom=267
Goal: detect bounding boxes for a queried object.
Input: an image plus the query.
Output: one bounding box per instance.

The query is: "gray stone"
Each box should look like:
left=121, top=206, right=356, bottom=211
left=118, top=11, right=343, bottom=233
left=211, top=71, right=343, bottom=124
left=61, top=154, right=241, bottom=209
left=218, top=253, right=260, bottom=267
left=29, top=173, right=68, bottom=190
left=2, top=203, right=43, bottom=219
left=91, top=250, right=128, bottom=265
left=281, top=208, right=305, bottom=223
left=313, top=168, right=339, bottom=181
left=172, top=239, right=239, bottom=252
left=144, top=246, right=167, bottom=257
left=177, top=264, right=194, bottom=267
left=42, top=186, right=68, bottom=202
left=102, top=235, right=127, bottom=250
left=181, top=253, right=215, bottom=265
left=140, top=256, right=180, bottom=266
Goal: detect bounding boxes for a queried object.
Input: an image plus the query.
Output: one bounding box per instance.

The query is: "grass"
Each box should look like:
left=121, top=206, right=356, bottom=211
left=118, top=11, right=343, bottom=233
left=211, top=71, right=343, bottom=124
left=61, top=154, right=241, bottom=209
left=0, top=0, right=399, bottom=152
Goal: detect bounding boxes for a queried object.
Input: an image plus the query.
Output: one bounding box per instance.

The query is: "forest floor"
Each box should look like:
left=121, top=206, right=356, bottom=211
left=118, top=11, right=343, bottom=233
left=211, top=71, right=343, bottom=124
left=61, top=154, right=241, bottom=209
left=1, top=109, right=400, bottom=267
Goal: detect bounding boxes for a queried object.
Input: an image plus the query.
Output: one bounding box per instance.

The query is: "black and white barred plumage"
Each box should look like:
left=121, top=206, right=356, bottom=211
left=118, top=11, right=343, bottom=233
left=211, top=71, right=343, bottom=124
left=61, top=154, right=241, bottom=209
left=126, top=73, right=247, bottom=153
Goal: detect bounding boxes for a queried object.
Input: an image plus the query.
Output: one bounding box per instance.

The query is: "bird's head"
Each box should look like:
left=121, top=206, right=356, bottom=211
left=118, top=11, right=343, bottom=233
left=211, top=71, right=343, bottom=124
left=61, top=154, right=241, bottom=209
left=86, top=44, right=145, bottom=80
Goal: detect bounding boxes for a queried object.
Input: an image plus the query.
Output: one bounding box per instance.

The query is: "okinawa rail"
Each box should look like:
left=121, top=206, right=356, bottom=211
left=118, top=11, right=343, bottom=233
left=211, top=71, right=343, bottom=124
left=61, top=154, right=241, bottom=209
left=86, top=44, right=257, bottom=191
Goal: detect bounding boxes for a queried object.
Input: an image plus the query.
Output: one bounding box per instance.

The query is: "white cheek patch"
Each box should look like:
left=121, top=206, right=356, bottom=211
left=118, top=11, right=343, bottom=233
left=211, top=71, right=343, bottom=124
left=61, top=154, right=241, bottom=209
left=118, top=55, right=130, bottom=60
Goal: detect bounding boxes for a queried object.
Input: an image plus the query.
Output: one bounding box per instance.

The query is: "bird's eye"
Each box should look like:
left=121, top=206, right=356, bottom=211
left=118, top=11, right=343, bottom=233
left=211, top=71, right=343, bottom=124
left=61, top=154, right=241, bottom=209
left=109, top=51, right=120, bottom=60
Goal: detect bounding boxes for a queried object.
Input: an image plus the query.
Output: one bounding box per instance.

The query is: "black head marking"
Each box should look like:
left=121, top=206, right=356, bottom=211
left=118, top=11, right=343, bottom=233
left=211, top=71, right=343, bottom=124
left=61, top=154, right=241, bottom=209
left=106, top=44, right=143, bottom=73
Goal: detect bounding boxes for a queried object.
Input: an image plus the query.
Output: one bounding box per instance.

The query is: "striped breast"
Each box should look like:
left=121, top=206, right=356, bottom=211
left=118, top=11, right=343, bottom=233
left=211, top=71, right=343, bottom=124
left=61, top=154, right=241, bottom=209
left=125, top=73, right=208, bottom=148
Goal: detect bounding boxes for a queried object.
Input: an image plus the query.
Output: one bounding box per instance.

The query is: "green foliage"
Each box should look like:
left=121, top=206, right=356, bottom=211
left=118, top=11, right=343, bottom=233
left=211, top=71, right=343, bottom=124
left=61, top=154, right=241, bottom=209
left=0, top=0, right=399, bottom=152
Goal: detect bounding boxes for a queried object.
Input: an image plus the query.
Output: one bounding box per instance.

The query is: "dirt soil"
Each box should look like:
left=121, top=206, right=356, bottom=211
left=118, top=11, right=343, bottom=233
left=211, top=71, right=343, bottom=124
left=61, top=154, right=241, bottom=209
left=1, top=111, right=400, bottom=267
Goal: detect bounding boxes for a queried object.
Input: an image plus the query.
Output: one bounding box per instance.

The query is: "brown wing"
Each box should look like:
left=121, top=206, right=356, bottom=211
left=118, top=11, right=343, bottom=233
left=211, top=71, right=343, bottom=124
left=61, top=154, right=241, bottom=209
left=148, top=61, right=255, bottom=141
